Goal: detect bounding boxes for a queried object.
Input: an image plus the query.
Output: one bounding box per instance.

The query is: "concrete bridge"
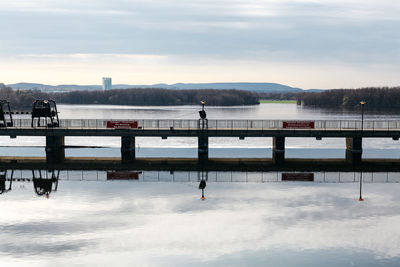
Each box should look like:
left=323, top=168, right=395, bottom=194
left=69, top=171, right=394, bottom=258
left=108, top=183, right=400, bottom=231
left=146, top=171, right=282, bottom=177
left=0, top=119, right=399, bottom=165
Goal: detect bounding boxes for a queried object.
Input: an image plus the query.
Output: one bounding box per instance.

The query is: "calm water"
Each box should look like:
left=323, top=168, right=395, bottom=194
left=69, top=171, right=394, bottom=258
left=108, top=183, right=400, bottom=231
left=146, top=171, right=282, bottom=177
left=1, top=103, right=400, bottom=266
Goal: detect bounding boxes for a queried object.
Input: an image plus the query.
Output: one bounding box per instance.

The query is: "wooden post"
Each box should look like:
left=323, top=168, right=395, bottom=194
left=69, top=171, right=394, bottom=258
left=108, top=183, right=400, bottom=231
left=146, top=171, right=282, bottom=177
left=121, top=136, right=135, bottom=163
left=273, top=136, right=285, bottom=164
left=346, top=137, right=362, bottom=164
left=198, top=134, right=209, bottom=163
left=46, top=136, right=65, bottom=164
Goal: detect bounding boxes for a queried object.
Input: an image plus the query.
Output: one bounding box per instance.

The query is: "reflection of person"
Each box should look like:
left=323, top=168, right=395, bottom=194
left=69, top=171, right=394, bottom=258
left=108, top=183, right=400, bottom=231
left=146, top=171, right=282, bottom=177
left=199, top=179, right=206, bottom=200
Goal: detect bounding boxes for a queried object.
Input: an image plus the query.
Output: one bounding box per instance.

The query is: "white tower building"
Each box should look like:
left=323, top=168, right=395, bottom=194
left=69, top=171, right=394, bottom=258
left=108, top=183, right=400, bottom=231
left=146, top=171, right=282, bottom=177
left=102, top=77, right=112, bottom=90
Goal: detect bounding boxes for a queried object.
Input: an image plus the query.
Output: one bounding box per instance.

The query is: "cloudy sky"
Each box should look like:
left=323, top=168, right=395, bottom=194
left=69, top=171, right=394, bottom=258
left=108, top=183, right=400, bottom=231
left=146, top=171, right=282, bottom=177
left=0, top=0, right=399, bottom=88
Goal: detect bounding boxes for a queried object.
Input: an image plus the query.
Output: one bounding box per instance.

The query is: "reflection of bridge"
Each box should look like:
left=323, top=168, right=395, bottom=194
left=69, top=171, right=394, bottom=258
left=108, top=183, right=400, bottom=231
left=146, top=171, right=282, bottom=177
left=1, top=169, right=58, bottom=197
left=2, top=168, right=399, bottom=199
left=3, top=169, right=400, bottom=184
left=1, top=119, right=400, bottom=165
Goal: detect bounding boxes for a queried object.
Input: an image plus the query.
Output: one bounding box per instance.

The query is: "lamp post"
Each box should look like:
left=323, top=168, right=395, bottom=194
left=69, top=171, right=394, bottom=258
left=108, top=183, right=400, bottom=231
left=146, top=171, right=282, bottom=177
left=359, top=101, right=365, bottom=201
left=360, top=101, right=365, bottom=134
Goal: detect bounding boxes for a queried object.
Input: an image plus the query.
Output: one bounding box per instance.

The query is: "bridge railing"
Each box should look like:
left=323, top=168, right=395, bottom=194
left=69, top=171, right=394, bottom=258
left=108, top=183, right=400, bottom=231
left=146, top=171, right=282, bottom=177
left=6, top=169, right=400, bottom=183
left=6, top=119, right=400, bottom=130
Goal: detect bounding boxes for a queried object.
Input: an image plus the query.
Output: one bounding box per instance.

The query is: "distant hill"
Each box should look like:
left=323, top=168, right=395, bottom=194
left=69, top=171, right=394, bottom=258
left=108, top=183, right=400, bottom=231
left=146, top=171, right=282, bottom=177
left=7, top=82, right=101, bottom=91
left=7, top=82, right=305, bottom=93
left=116, top=82, right=303, bottom=92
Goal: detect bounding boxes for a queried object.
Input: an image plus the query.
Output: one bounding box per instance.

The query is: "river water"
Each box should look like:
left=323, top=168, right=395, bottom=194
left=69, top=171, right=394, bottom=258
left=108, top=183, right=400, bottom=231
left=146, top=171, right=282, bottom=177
left=1, top=103, right=400, bottom=266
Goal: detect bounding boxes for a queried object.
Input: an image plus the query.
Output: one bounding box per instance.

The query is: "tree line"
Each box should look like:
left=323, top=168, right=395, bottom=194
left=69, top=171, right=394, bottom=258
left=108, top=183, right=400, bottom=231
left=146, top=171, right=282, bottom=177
left=0, top=83, right=49, bottom=109
left=0, top=84, right=260, bottom=109
left=296, top=87, right=400, bottom=110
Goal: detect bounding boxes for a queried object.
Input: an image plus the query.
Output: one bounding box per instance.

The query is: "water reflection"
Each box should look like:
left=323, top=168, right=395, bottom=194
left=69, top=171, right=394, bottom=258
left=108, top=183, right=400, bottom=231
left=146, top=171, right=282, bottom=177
left=198, top=170, right=207, bottom=200
left=1, top=169, right=398, bottom=200
left=1, top=168, right=400, bottom=266
left=32, top=170, right=59, bottom=198
left=106, top=170, right=141, bottom=180
left=359, top=172, right=364, bottom=201
left=1, top=169, right=59, bottom=197
left=0, top=170, right=13, bottom=194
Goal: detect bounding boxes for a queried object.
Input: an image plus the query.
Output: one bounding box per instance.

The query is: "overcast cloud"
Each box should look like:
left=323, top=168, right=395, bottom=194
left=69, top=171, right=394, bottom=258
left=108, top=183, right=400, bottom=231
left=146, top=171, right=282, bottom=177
left=0, top=0, right=399, bottom=88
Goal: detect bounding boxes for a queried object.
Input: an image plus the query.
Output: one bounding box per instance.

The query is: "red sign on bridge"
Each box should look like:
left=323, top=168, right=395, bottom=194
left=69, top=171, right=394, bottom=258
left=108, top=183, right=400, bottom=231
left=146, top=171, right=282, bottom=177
left=283, top=121, right=315, bottom=129
left=106, top=121, right=138, bottom=129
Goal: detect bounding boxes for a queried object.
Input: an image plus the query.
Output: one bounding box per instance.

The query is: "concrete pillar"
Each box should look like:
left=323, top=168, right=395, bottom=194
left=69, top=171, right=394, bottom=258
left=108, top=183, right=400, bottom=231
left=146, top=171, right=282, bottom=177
left=46, top=136, right=65, bottom=164
left=273, top=136, right=285, bottom=164
left=121, top=136, right=135, bottom=163
left=346, top=137, right=362, bottom=164
left=198, top=134, right=208, bottom=163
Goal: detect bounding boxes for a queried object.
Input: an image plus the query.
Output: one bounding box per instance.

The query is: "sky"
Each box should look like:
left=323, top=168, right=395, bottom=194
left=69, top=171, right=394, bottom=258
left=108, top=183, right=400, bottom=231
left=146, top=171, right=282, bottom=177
left=0, top=0, right=399, bottom=89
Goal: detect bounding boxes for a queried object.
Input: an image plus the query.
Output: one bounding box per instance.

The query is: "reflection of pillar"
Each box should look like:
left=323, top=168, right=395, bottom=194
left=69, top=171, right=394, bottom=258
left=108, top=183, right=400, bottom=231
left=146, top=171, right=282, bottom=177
left=346, top=137, right=362, bottom=164
left=0, top=170, right=12, bottom=193
left=121, top=136, right=135, bottom=163
left=198, top=134, right=208, bottom=163
left=46, top=136, right=65, bottom=164
left=273, top=136, right=285, bottom=164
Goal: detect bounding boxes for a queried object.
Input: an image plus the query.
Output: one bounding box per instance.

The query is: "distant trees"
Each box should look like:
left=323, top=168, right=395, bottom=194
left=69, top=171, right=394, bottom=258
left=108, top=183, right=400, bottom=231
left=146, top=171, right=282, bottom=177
left=296, top=87, right=400, bottom=110
left=0, top=85, right=260, bottom=108
left=6, top=82, right=400, bottom=110
left=0, top=83, right=45, bottom=109
left=49, top=88, right=259, bottom=106
left=257, top=92, right=298, bottom=100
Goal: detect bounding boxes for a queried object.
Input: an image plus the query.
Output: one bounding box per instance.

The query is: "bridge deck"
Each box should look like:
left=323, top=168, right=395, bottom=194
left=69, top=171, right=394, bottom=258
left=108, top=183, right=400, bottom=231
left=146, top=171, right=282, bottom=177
left=1, top=156, right=400, bottom=171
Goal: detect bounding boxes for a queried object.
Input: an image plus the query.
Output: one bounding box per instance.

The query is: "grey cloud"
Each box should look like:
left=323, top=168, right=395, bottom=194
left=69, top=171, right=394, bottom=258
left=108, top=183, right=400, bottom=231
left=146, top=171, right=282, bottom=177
left=0, top=0, right=399, bottom=65
left=0, top=221, right=101, bottom=235
left=0, top=240, right=92, bottom=257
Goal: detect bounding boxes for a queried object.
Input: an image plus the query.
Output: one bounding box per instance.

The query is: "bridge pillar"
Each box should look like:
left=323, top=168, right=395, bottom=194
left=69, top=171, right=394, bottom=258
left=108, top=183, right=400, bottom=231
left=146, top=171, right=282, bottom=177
left=346, top=137, right=362, bottom=164
left=198, top=134, right=209, bottom=163
left=46, top=136, right=65, bottom=164
left=121, top=136, right=135, bottom=163
left=273, top=136, right=285, bottom=164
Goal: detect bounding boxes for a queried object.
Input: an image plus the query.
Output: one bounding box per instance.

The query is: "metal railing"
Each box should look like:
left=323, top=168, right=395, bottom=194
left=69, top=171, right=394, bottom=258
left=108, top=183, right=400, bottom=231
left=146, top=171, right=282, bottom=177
left=4, top=119, right=400, bottom=130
